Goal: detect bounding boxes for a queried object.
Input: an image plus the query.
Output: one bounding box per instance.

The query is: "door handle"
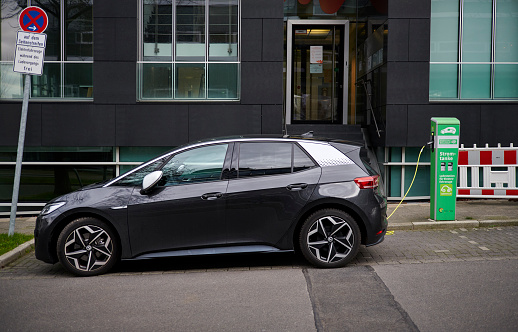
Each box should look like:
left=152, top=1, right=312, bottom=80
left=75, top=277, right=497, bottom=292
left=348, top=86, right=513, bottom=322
left=201, top=192, right=223, bottom=200
left=286, top=183, right=308, bottom=191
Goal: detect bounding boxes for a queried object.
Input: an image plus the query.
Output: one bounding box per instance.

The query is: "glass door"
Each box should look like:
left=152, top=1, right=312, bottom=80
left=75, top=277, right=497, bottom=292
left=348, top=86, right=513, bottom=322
left=288, top=22, right=347, bottom=124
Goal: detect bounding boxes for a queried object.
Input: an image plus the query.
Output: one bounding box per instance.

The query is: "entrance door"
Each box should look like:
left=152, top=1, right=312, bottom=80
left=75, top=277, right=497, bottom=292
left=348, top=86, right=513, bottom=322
left=286, top=20, right=348, bottom=124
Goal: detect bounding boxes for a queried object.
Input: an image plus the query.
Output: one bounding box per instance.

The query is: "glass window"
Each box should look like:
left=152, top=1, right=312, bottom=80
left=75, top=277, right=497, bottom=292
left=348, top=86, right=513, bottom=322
left=161, top=144, right=228, bottom=185
left=143, top=0, right=173, bottom=60
left=176, top=0, right=205, bottom=60
left=116, top=157, right=168, bottom=186
left=429, top=0, right=518, bottom=100
left=139, top=0, right=240, bottom=100
left=494, top=0, right=518, bottom=99
left=430, top=0, right=459, bottom=62
left=238, top=143, right=293, bottom=178
left=209, top=0, right=238, bottom=61
left=0, top=166, right=115, bottom=202
left=293, top=145, right=316, bottom=172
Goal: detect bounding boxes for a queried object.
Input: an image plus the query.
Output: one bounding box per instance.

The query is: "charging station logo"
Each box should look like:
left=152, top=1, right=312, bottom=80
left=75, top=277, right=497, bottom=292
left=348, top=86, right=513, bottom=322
left=440, top=127, right=457, bottom=135
left=440, top=184, right=453, bottom=196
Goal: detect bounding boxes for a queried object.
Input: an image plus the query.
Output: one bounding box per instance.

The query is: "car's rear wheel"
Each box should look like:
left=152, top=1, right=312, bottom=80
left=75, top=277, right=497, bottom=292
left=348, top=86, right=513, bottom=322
left=299, top=209, right=360, bottom=268
left=57, top=217, right=119, bottom=277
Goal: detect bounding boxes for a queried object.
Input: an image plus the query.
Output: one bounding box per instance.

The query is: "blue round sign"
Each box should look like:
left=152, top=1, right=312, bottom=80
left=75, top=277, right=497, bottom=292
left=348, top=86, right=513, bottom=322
left=19, top=6, right=48, bottom=33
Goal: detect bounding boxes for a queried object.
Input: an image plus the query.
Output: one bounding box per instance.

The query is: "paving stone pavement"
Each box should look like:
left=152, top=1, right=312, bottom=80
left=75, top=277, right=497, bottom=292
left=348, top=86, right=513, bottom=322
left=2, top=226, right=517, bottom=279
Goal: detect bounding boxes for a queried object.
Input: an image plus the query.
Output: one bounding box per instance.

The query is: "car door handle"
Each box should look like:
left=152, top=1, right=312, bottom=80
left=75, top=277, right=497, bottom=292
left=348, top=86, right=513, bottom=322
left=201, top=192, right=223, bottom=200
left=286, top=183, right=308, bottom=191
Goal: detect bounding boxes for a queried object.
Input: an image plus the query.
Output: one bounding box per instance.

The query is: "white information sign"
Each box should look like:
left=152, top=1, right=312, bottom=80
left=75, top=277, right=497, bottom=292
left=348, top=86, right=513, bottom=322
left=310, top=46, right=323, bottom=64
left=13, top=31, right=47, bottom=76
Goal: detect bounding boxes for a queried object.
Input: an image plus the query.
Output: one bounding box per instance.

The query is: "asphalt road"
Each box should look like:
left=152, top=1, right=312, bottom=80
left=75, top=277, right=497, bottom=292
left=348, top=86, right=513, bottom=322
left=1, top=226, right=517, bottom=331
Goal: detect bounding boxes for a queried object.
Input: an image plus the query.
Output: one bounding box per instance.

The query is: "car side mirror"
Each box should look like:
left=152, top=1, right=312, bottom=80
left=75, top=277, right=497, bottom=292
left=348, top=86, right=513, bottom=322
left=141, top=170, right=163, bottom=195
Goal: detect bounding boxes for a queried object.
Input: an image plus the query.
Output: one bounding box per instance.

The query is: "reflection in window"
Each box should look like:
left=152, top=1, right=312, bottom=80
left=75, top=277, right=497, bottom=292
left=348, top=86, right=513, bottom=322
left=209, top=0, right=238, bottom=60
left=175, top=63, right=205, bottom=98
left=161, top=144, right=228, bottom=185
left=238, top=143, right=293, bottom=178
left=143, top=0, right=172, bottom=60
left=176, top=0, right=205, bottom=60
left=116, top=157, right=168, bottom=187
left=0, top=166, right=115, bottom=202
left=139, top=0, right=240, bottom=100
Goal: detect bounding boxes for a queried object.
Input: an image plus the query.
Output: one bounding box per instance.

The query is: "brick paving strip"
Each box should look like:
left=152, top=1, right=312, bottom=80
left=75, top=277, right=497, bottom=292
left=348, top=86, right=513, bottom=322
left=1, top=226, right=517, bottom=279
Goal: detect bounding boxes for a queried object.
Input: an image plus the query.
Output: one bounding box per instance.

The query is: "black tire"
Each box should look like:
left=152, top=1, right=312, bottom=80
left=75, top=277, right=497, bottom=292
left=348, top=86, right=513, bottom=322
left=299, top=209, right=360, bottom=268
left=57, top=217, right=120, bottom=277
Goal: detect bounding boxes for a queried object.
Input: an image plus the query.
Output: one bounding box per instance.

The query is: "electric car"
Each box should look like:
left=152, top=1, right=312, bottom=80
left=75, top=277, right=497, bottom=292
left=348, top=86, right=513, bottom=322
left=34, top=136, right=387, bottom=276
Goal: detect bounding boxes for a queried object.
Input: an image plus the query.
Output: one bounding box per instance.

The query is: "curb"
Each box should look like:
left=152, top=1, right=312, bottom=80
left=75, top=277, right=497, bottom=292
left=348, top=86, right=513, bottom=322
left=388, top=219, right=518, bottom=231
left=0, top=239, right=35, bottom=269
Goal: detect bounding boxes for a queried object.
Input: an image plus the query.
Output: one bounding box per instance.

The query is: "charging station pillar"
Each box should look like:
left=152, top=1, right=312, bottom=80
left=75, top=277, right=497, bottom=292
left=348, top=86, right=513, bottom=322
left=430, top=117, right=460, bottom=221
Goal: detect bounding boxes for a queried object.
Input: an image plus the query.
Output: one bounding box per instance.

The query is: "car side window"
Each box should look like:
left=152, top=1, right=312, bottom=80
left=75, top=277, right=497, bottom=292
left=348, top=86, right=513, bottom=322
left=115, top=157, right=168, bottom=186
left=161, top=144, right=228, bottom=186
left=293, top=144, right=316, bottom=172
left=238, top=142, right=298, bottom=178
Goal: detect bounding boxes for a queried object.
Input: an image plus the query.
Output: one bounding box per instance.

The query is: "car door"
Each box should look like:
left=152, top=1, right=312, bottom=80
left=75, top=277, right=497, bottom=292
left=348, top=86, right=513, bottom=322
left=127, top=143, right=231, bottom=256
left=225, top=141, right=321, bottom=247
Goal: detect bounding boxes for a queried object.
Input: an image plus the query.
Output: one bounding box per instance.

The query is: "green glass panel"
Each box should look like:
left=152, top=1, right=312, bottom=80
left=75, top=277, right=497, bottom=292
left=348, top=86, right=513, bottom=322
left=404, top=166, right=430, bottom=197
left=208, top=63, right=238, bottom=99
left=0, top=62, right=24, bottom=99
left=389, top=147, right=402, bottom=162
left=461, top=64, right=490, bottom=99
left=430, top=0, right=459, bottom=62
left=405, top=147, right=430, bottom=163
left=141, top=63, right=173, bottom=99
left=495, top=0, right=518, bottom=62
left=119, top=147, right=172, bottom=162
left=64, top=63, right=93, bottom=98
left=0, top=166, right=115, bottom=202
left=31, top=63, right=61, bottom=98
left=175, top=63, right=205, bottom=98
left=494, top=64, right=518, bottom=99
left=462, top=0, right=492, bottom=62
left=389, top=165, right=402, bottom=197
left=430, top=64, right=458, bottom=99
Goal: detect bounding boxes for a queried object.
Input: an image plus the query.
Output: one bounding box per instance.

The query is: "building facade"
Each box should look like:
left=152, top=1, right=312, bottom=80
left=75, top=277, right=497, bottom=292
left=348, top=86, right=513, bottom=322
left=1, top=0, right=517, bottom=214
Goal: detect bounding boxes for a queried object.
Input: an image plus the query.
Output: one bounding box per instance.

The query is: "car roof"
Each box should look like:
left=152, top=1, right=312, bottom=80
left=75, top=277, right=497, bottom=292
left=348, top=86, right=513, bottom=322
left=188, top=135, right=363, bottom=147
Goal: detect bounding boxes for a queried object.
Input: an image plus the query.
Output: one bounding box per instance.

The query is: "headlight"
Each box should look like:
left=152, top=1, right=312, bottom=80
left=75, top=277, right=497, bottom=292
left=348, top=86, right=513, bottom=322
left=40, top=202, right=66, bottom=215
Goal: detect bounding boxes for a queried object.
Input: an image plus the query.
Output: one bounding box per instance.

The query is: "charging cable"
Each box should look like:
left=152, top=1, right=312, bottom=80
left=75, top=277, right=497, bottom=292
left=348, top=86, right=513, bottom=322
left=387, top=145, right=426, bottom=220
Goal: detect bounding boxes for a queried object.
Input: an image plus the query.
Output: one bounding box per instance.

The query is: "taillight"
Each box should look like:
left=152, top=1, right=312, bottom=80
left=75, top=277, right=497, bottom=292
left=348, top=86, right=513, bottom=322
left=354, top=175, right=379, bottom=189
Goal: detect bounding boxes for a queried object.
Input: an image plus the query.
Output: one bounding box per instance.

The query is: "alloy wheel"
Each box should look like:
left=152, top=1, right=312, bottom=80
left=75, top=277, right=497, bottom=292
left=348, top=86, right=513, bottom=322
left=63, top=225, right=113, bottom=273
left=306, top=215, right=355, bottom=264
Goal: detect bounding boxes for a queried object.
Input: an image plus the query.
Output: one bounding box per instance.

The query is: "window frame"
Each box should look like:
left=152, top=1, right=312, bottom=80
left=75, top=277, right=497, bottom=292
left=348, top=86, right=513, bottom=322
left=137, top=0, right=241, bottom=101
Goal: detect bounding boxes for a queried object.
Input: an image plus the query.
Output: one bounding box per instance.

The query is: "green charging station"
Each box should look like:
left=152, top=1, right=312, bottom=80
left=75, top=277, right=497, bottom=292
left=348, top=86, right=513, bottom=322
left=430, top=117, right=460, bottom=221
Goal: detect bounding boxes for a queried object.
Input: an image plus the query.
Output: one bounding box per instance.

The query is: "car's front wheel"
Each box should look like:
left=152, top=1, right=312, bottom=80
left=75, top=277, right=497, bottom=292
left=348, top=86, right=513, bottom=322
left=57, top=217, right=119, bottom=276
left=299, top=209, right=360, bottom=268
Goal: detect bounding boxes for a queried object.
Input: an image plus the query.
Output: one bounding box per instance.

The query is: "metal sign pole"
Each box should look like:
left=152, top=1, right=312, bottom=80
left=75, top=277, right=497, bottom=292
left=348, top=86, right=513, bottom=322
left=8, top=74, right=31, bottom=236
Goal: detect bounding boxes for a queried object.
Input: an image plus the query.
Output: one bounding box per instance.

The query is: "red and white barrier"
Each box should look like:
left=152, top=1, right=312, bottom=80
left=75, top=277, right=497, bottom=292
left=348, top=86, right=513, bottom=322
left=458, top=144, right=518, bottom=198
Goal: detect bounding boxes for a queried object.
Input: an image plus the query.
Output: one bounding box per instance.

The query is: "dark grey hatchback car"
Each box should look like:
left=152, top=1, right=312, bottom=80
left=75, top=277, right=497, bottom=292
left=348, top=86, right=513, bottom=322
left=35, top=136, right=387, bottom=276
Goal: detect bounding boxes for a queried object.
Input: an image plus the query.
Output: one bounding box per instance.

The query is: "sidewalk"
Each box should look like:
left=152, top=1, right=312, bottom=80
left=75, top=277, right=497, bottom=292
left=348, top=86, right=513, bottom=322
left=387, top=199, right=518, bottom=230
